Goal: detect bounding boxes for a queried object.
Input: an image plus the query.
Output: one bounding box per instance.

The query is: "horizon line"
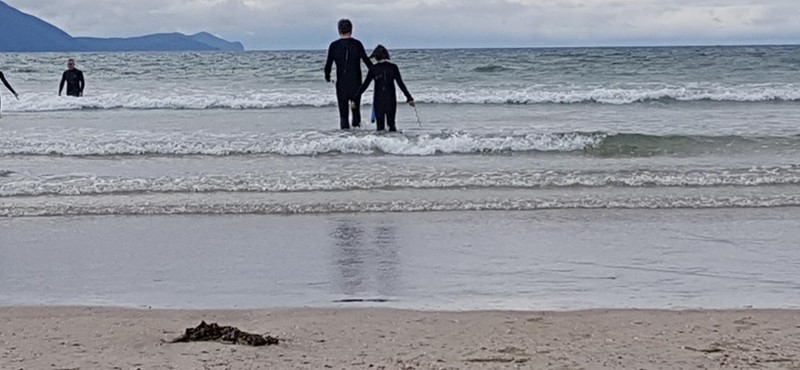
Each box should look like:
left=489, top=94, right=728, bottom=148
left=248, top=41, right=800, bottom=52
left=4, top=42, right=798, bottom=54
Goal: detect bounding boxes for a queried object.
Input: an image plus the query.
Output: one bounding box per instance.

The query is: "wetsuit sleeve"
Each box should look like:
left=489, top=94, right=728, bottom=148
left=78, top=71, right=85, bottom=94
left=394, top=65, right=413, bottom=101
left=0, top=72, right=16, bottom=95
left=324, top=42, right=334, bottom=82
left=59, top=71, right=66, bottom=95
left=357, top=67, right=375, bottom=97
left=359, top=41, right=373, bottom=69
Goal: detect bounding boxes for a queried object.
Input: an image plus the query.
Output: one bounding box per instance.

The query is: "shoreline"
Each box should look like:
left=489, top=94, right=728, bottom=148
left=3, top=208, right=800, bottom=312
left=2, top=306, right=799, bottom=369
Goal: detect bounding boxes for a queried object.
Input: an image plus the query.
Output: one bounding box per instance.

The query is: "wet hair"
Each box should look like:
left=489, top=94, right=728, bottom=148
left=370, top=44, right=390, bottom=61
left=338, top=19, right=353, bottom=35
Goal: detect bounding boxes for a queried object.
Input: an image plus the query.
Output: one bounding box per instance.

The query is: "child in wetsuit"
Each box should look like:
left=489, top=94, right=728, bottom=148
left=356, top=45, right=415, bottom=132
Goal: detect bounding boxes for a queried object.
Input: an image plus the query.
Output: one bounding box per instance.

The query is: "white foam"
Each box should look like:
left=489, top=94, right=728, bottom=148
left=4, top=91, right=335, bottom=112
left=3, top=167, right=798, bottom=197
left=419, top=84, right=800, bottom=105
left=0, top=129, right=601, bottom=156
left=2, top=83, right=799, bottom=112
left=3, top=194, right=799, bottom=217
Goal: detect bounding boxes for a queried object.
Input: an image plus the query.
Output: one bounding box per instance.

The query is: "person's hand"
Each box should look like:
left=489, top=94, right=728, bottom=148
left=325, top=76, right=331, bottom=83
left=79, top=92, right=83, bottom=97
left=408, top=99, right=415, bottom=107
left=14, top=93, right=19, bottom=100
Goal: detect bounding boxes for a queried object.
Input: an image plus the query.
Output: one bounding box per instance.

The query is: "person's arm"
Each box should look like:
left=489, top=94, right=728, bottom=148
left=324, top=43, right=335, bottom=82
left=58, top=71, right=66, bottom=96
left=394, top=65, right=414, bottom=105
left=356, top=67, right=375, bottom=98
left=78, top=71, right=85, bottom=96
left=0, top=72, right=18, bottom=98
left=359, top=42, right=373, bottom=69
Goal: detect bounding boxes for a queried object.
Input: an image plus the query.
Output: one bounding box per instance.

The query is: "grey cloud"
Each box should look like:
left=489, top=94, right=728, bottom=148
left=5, top=0, right=800, bottom=49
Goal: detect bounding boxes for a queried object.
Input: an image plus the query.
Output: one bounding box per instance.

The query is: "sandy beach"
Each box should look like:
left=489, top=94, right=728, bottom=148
left=2, top=307, right=799, bottom=369
left=2, top=47, right=800, bottom=370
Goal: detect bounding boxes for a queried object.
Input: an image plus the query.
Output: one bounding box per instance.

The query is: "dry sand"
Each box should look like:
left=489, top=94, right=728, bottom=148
left=1, top=307, right=799, bottom=369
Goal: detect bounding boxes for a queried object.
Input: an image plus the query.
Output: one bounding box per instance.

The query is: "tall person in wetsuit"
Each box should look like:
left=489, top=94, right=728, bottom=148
left=356, top=45, right=415, bottom=132
left=59, top=58, right=84, bottom=97
left=0, top=70, right=19, bottom=117
left=324, top=19, right=372, bottom=129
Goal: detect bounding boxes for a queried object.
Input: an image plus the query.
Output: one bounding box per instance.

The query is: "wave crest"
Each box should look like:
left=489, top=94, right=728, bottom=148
left=2, top=129, right=799, bottom=158
left=3, top=167, right=799, bottom=197
left=4, top=195, right=799, bottom=217
left=0, top=130, right=601, bottom=157
left=2, top=84, right=800, bottom=111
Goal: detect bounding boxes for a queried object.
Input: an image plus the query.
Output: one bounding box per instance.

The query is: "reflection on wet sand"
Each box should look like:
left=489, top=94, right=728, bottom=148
left=330, top=220, right=400, bottom=300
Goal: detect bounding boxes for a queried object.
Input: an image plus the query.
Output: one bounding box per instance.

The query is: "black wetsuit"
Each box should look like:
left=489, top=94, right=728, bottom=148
left=0, top=72, right=16, bottom=95
left=357, top=62, right=413, bottom=132
left=0, top=71, right=18, bottom=113
left=59, top=69, right=84, bottom=97
left=324, top=38, right=372, bottom=129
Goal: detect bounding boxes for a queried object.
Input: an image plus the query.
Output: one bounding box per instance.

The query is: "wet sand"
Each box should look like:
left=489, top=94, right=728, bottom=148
left=2, top=307, right=799, bottom=369
left=3, top=209, right=800, bottom=311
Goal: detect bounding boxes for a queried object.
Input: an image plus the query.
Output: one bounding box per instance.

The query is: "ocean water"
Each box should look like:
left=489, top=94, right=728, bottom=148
left=0, top=46, right=799, bottom=309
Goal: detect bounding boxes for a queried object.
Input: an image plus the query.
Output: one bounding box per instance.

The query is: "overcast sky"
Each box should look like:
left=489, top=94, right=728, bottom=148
left=6, top=0, right=800, bottom=50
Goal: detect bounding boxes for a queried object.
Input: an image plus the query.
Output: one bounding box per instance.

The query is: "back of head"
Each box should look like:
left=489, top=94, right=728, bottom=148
left=338, top=19, right=353, bottom=35
left=370, top=44, right=390, bottom=61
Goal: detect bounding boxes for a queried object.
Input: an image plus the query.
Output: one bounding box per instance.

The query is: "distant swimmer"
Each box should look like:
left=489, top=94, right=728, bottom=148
left=324, top=19, right=373, bottom=130
left=58, top=58, right=84, bottom=97
left=0, top=70, right=19, bottom=117
left=356, top=45, right=414, bottom=132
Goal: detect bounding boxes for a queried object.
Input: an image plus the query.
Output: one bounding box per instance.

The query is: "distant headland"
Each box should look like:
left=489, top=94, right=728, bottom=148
left=0, top=1, right=244, bottom=52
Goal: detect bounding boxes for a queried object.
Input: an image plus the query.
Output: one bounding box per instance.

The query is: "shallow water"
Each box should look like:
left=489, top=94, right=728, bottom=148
left=1, top=47, right=799, bottom=309
left=1, top=209, right=799, bottom=310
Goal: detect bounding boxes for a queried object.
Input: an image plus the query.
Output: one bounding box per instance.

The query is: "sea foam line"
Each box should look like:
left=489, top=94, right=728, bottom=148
left=0, top=130, right=600, bottom=156
left=3, top=195, right=799, bottom=217
left=2, top=167, right=800, bottom=197
left=2, top=84, right=800, bottom=111
left=3, top=130, right=799, bottom=157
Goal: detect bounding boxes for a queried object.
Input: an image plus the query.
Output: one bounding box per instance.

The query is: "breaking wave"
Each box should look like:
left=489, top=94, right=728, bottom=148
left=0, top=130, right=600, bottom=157
left=3, top=84, right=800, bottom=112
left=3, top=195, right=799, bottom=217
left=1, top=130, right=798, bottom=157
left=3, top=167, right=800, bottom=197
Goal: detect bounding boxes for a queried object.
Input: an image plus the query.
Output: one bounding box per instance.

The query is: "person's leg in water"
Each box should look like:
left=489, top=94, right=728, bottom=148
left=349, top=88, right=362, bottom=128
left=386, top=102, right=398, bottom=132
left=375, top=102, right=387, bottom=131
left=336, top=85, right=351, bottom=129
